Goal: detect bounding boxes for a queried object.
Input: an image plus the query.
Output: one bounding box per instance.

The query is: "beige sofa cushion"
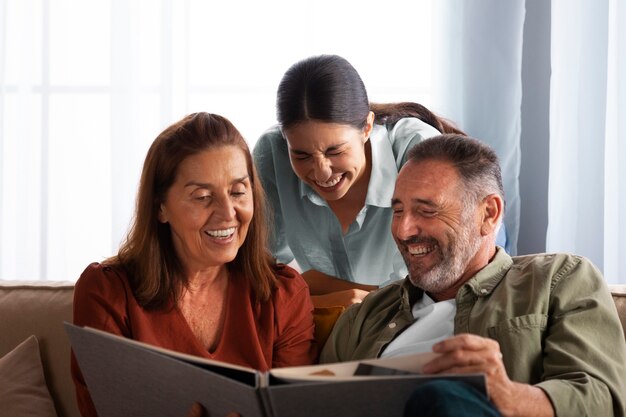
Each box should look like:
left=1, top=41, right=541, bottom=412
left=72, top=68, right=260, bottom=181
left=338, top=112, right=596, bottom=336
left=0, top=281, right=78, bottom=417
left=0, top=335, right=58, bottom=417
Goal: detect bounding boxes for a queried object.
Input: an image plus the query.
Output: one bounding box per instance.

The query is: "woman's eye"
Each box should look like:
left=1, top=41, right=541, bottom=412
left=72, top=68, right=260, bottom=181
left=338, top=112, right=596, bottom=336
left=231, top=185, right=248, bottom=197
left=191, top=190, right=212, bottom=201
left=293, top=154, right=310, bottom=161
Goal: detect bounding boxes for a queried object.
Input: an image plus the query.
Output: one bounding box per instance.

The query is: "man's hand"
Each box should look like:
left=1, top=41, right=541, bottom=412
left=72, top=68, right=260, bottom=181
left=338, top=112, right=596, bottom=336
left=421, top=334, right=554, bottom=417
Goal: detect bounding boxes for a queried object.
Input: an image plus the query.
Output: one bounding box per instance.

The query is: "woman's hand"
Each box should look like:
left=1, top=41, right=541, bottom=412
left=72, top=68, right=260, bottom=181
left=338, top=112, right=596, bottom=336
left=300, top=269, right=377, bottom=308
left=184, top=402, right=241, bottom=417
left=301, top=269, right=377, bottom=295
left=185, top=403, right=205, bottom=417
left=311, top=289, right=370, bottom=308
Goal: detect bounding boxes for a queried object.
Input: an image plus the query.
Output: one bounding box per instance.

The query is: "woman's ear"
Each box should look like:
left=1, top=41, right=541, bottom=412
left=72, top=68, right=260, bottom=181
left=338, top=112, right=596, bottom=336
left=362, top=111, right=375, bottom=141
left=158, top=203, right=168, bottom=224
left=480, top=194, right=504, bottom=236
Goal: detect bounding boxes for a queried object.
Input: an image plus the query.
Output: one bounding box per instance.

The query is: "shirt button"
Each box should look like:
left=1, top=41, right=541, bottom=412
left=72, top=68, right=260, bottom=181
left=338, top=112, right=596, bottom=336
left=388, top=322, right=397, bottom=329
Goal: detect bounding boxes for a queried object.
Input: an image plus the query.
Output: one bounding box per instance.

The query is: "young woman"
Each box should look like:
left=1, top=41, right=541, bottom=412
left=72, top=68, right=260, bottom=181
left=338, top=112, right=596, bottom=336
left=253, top=55, right=506, bottom=309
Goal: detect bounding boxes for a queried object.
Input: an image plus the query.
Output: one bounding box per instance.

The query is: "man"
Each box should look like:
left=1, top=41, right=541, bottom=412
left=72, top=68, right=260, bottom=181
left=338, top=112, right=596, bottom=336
left=320, top=134, right=626, bottom=417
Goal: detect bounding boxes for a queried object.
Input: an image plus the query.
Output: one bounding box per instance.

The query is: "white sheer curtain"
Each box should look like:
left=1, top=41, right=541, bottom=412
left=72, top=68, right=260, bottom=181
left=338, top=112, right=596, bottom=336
left=434, top=0, right=625, bottom=284
left=433, top=0, right=526, bottom=255
left=0, top=0, right=435, bottom=281
left=548, top=0, right=626, bottom=284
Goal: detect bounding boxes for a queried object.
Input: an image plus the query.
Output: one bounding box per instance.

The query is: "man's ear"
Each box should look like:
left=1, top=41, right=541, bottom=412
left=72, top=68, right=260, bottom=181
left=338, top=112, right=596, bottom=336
left=480, top=194, right=504, bottom=236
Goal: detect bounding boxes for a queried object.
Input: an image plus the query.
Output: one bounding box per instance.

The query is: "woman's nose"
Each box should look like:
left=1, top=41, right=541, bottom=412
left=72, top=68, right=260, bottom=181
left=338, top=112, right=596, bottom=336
left=312, top=157, right=332, bottom=182
left=215, top=196, right=235, bottom=220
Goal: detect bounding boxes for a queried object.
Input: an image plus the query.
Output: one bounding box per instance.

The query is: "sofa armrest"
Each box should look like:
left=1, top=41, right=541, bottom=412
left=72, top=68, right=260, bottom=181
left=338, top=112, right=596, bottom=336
left=609, top=285, right=626, bottom=340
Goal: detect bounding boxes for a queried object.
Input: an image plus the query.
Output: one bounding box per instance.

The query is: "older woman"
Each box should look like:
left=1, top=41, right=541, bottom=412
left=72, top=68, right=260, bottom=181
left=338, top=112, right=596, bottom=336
left=71, top=113, right=316, bottom=417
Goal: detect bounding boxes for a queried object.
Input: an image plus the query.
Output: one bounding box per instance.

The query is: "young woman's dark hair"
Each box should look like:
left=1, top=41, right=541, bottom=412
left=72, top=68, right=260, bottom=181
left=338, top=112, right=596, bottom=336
left=276, top=54, right=465, bottom=135
left=106, top=112, right=277, bottom=309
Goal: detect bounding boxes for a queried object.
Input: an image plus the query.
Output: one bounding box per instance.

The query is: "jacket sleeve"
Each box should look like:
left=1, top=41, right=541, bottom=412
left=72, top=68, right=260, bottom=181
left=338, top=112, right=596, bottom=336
left=537, top=257, right=626, bottom=417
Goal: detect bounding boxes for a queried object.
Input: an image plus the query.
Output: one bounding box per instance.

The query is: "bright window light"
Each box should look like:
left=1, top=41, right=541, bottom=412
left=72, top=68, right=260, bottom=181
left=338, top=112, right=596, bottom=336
left=0, top=0, right=433, bottom=281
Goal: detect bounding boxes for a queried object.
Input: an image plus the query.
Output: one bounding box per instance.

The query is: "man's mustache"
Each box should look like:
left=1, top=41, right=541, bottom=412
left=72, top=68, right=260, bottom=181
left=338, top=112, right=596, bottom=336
left=398, top=236, right=438, bottom=247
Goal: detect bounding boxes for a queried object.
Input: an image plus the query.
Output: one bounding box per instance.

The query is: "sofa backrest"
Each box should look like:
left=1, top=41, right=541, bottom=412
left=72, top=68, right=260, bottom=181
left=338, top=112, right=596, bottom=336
left=612, top=285, right=626, bottom=338
left=0, top=281, right=78, bottom=417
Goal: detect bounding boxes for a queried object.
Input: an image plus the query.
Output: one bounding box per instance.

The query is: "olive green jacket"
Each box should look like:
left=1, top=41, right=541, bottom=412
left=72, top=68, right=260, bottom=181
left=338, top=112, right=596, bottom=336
left=320, top=248, right=626, bottom=417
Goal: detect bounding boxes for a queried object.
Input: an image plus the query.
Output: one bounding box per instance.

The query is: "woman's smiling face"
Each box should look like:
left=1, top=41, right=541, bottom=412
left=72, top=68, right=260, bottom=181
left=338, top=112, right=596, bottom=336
left=284, top=119, right=371, bottom=202
left=158, top=145, right=254, bottom=272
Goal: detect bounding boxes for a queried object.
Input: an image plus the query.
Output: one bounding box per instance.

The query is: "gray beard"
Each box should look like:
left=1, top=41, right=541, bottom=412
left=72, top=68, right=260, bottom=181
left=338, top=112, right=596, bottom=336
left=406, top=224, right=482, bottom=294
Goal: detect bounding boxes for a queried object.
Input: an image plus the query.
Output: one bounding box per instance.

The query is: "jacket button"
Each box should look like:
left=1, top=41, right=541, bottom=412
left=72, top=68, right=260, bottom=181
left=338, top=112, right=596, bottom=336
left=388, top=322, right=397, bottom=329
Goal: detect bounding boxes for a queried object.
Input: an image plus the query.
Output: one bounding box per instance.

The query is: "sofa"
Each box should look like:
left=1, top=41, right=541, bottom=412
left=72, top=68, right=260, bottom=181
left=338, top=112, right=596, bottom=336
left=1, top=280, right=625, bottom=417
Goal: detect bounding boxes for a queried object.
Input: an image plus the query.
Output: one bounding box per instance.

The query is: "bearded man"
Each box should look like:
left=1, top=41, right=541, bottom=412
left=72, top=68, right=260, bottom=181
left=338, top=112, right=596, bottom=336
left=320, top=134, right=626, bottom=417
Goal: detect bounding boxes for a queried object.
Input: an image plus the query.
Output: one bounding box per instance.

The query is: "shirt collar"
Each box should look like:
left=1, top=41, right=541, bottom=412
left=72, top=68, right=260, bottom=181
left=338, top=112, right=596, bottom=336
left=400, top=278, right=425, bottom=311
left=299, top=181, right=326, bottom=206
left=365, top=124, right=398, bottom=208
left=464, top=247, right=513, bottom=297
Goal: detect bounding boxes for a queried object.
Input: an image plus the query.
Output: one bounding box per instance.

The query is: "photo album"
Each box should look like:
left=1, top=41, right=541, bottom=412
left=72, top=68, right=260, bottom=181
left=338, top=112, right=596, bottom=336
left=65, top=323, right=486, bottom=417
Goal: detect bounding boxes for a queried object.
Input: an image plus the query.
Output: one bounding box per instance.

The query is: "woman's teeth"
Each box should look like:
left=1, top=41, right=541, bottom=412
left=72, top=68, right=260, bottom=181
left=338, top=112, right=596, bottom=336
left=316, top=175, right=342, bottom=188
left=206, top=227, right=235, bottom=238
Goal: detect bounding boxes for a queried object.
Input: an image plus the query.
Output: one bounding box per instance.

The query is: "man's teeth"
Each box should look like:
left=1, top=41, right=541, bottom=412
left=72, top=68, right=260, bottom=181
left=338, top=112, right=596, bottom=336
left=316, top=175, right=342, bottom=188
left=408, top=245, right=434, bottom=255
left=206, top=227, right=235, bottom=238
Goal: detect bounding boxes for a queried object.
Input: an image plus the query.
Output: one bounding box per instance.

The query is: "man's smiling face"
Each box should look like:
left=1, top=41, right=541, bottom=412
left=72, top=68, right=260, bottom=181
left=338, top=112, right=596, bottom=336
left=391, top=158, right=483, bottom=298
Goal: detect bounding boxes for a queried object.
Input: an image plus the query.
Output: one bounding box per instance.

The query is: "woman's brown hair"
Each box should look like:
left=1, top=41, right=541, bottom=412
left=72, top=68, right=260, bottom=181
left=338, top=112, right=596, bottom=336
left=106, top=112, right=277, bottom=309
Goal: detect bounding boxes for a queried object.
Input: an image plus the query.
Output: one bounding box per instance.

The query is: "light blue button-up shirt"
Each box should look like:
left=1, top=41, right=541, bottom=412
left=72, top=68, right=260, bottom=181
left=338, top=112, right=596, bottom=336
left=253, top=118, right=442, bottom=286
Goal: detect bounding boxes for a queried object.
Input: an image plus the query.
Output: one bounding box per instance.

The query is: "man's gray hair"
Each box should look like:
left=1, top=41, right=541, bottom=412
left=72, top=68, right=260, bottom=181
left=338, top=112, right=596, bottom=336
left=407, top=134, right=505, bottom=209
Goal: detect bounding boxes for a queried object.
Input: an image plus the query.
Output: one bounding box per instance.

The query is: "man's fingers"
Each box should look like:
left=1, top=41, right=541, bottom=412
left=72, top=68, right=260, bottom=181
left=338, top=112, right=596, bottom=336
left=433, top=333, right=499, bottom=353
left=423, top=350, right=484, bottom=373
left=423, top=341, right=504, bottom=375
